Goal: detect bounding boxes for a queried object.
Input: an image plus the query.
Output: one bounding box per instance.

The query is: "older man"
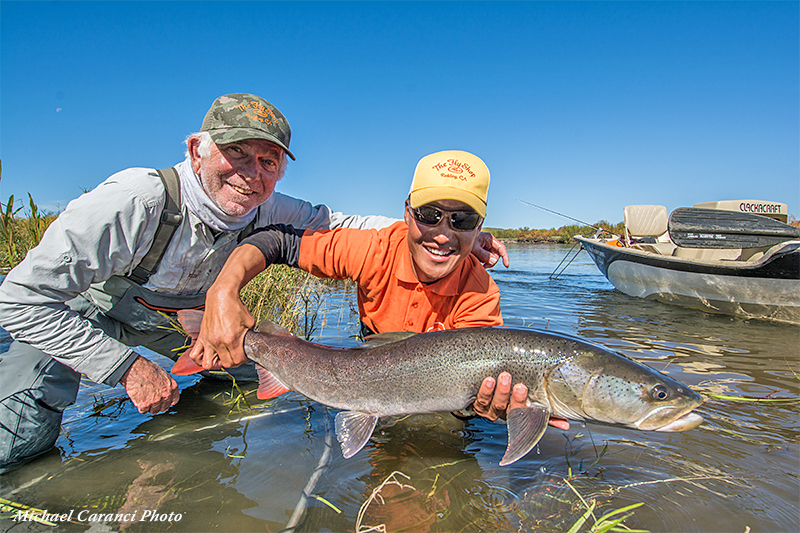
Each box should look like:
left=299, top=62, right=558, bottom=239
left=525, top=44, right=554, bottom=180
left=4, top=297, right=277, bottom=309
left=0, top=94, right=510, bottom=472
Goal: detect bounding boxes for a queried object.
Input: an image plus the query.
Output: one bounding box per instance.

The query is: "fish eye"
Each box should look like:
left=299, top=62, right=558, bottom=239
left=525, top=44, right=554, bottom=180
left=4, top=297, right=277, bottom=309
left=651, top=384, right=670, bottom=401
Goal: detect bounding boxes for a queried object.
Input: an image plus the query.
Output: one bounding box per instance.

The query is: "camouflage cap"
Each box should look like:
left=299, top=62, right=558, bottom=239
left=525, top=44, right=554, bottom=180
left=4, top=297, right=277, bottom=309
left=201, top=93, right=295, bottom=160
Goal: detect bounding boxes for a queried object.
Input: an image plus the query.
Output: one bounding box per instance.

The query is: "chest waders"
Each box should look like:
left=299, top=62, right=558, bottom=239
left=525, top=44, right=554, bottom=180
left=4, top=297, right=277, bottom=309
left=94, top=168, right=256, bottom=332
left=0, top=169, right=257, bottom=472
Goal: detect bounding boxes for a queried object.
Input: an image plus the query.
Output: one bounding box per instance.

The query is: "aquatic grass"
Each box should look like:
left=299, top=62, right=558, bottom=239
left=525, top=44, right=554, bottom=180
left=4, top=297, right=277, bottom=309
left=313, top=495, right=342, bottom=514
left=558, top=431, right=650, bottom=533
left=240, top=263, right=345, bottom=340
left=563, top=479, right=649, bottom=533
left=0, top=497, right=70, bottom=526
left=566, top=441, right=609, bottom=481
left=705, top=393, right=799, bottom=403
left=355, top=471, right=415, bottom=533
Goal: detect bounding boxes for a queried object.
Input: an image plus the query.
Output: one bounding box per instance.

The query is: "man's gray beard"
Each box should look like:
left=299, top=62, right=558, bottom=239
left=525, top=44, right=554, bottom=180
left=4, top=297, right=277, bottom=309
left=178, top=158, right=257, bottom=233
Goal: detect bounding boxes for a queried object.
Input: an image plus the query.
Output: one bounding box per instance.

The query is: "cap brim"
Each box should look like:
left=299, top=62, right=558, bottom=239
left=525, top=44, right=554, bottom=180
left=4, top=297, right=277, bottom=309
left=409, top=187, right=486, bottom=218
left=208, top=128, right=295, bottom=160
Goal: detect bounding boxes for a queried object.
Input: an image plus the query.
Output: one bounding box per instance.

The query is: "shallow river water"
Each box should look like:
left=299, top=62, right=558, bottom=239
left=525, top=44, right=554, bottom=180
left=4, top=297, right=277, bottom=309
left=1, top=243, right=798, bottom=533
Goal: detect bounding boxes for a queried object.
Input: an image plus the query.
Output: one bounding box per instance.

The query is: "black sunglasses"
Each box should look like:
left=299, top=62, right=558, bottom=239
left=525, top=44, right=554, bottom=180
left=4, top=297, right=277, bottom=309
left=410, top=204, right=482, bottom=231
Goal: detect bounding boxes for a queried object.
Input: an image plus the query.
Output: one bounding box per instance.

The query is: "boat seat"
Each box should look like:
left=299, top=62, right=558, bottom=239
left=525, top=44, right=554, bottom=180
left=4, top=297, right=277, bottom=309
left=624, top=205, right=677, bottom=255
left=672, top=247, right=741, bottom=261
left=632, top=242, right=679, bottom=255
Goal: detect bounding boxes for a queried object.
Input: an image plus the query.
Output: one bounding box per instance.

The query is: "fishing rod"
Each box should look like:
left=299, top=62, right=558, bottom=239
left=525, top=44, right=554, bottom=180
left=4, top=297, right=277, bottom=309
left=517, top=199, right=604, bottom=231
left=516, top=199, right=608, bottom=281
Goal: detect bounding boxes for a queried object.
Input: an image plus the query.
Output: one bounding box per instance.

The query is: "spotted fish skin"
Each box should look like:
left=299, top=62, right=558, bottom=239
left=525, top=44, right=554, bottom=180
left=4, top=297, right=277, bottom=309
left=173, top=311, right=704, bottom=465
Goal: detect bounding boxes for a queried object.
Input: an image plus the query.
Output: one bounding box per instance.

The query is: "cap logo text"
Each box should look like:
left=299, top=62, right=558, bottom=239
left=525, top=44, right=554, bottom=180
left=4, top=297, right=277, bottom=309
left=431, top=158, right=476, bottom=182
left=235, top=101, right=280, bottom=126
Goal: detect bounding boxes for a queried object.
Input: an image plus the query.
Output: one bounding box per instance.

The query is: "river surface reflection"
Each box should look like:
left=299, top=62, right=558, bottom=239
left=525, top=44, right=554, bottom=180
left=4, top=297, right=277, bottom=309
left=0, top=243, right=797, bottom=532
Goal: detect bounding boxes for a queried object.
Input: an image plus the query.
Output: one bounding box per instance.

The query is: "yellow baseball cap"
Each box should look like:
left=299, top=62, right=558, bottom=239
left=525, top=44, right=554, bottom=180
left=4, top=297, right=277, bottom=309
left=408, top=150, right=490, bottom=217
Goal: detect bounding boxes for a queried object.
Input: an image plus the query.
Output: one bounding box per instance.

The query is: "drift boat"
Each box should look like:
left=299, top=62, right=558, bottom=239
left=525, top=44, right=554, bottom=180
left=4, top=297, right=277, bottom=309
left=575, top=200, right=800, bottom=324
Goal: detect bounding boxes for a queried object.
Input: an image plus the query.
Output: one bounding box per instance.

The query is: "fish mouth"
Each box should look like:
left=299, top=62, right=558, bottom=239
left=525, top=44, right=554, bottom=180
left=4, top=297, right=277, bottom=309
left=653, top=412, right=704, bottom=432
left=636, top=406, right=704, bottom=432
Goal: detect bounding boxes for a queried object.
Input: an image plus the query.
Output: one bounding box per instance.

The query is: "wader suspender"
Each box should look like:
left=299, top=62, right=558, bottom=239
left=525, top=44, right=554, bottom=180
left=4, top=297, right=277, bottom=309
left=126, top=167, right=258, bottom=286
left=127, top=168, right=183, bottom=285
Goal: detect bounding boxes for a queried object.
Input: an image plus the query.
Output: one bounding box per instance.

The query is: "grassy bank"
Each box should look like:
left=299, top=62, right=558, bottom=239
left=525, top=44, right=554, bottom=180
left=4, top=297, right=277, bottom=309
left=1, top=194, right=57, bottom=270
left=486, top=221, right=626, bottom=243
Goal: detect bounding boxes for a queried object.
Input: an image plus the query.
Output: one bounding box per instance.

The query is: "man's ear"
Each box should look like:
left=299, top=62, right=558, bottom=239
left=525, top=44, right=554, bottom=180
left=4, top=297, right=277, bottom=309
left=187, top=136, right=203, bottom=174
left=403, top=199, right=412, bottom=226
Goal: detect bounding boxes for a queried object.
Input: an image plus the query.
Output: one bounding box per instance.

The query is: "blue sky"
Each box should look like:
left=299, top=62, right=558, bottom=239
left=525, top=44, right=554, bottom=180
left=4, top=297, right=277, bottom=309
left=1, top=1, right=798, bottom=230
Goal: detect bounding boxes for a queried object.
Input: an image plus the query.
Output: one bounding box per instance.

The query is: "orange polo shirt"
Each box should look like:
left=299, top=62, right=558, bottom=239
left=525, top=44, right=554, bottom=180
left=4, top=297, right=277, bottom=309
left=298, top=221, right=502, bottom=334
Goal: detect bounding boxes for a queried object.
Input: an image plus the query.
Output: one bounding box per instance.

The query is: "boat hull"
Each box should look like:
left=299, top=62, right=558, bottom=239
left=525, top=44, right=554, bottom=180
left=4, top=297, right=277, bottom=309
left=575, top=236, right=800, bottom=324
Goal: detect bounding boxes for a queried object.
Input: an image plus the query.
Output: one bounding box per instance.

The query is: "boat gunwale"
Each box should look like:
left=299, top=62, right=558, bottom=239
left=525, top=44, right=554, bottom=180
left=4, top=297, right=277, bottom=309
left=574, top=236, right=800, bottom=280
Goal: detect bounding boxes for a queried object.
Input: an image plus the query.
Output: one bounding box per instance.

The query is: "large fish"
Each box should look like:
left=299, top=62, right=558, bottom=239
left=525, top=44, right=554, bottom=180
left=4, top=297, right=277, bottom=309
left=172, top=310, right=703, bottom=465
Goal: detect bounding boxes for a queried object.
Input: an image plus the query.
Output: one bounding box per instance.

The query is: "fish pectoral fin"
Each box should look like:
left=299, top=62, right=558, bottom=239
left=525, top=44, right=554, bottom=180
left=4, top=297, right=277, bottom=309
left=176, top=309, right=204, bottom=340
left=500, top=404, right=550, bottom=466
left=334, top=411, right=379, bottom=459
left=170, top=353, right=205, bottom=375
left=255, top=366, right=291, bottom=399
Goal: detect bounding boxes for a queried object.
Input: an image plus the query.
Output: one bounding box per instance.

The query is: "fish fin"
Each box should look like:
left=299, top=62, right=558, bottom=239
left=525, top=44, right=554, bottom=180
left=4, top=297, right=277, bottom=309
left=176, top=309, right=204, bottom=340
left=170, top=352, right=205, bottom=375
left=357, top=331, right=418, bottom=349
left=255, top=366, right=291, bottom=399
left=255, top=320, right=295, bottom=337
left=500, top=404, right=550, bottom=466
left=334, top=411, right=379, bottom=459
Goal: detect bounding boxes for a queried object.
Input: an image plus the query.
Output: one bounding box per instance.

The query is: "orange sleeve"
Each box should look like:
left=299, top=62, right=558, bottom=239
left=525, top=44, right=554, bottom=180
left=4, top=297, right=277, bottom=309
left=298, top=226, right=383, bottom=283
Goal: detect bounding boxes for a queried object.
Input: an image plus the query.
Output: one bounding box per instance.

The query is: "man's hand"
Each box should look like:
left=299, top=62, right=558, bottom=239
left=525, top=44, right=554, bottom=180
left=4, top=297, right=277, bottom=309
left=119, top=356, right=180, bottom=414
left=472, top=232, right=510, bottom=269
left=472, top=372, right=570, bottom=430
left=188, top=243, right=266, bottom=371
left=187, top=283, right=254, bottom=370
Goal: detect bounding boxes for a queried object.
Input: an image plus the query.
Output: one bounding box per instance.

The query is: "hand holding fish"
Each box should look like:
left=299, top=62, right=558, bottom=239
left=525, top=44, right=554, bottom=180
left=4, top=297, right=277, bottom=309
left=187, top=283, right=254, bottom=371
left=473, top=372, right=570, bottom=430
left=120, top=356, right=179, bottom=414
left=188, top=244, right=267, bottom=370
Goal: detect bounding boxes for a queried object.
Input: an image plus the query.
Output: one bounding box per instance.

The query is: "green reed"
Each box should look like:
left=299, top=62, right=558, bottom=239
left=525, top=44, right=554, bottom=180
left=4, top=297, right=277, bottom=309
left=240, top=263, right=346, bottom=340
left=1, top=192, right=56, bottom=270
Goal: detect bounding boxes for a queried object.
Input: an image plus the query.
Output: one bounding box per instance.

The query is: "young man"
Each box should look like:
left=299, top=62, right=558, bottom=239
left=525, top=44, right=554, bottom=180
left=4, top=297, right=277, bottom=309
left=190, top=150, right=557, bottom=424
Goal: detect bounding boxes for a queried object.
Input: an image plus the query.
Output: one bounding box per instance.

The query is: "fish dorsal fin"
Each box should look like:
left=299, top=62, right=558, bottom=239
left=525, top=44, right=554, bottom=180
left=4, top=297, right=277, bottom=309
left=334, top=411, right=379, bottom=459
left=357, top=331, right=418, bottom=349
left=255, top=366, right=291, bottom=399
left=256, top=320, right=295, bottom=337
left=500, top=404, right=550, bottom=466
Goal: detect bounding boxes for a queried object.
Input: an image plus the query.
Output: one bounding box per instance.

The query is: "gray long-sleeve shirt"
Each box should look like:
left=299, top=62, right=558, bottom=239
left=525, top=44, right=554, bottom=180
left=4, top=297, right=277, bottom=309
left=0, top=158, right=393, bottom=384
